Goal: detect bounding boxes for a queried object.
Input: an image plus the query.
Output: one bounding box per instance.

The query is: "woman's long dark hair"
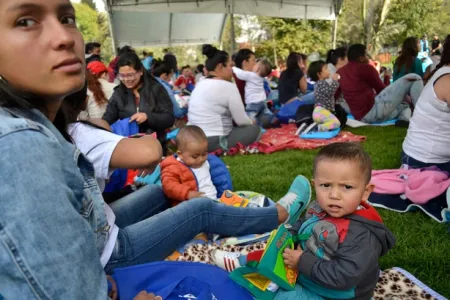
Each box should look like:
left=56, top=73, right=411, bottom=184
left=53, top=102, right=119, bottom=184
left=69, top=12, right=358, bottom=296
left=0, top=77, right=73, bottom=141
left=326, top=47, right=347, bottom=66
left=395, top=37, right=419, bottom=74
left=429, top=34, right=450, bottom=78
left=285, top=52, right=302, bottom=73
left=86, top=70, right=107, bottom=106
left=151, top=59, right=173, bottom=78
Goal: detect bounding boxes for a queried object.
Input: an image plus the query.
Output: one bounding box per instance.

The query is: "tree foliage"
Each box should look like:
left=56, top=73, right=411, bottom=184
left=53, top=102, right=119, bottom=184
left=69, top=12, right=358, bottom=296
left=74, top=3, right=114, bottom=63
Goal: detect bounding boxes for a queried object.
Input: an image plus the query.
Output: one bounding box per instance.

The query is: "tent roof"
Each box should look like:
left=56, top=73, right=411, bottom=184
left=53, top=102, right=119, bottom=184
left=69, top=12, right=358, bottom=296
left=105, top=0, right=344, bottom=47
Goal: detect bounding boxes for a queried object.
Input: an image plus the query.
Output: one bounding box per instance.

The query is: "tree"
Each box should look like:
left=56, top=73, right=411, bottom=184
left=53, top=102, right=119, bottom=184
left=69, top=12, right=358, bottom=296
left=221, top=15, right=243, bottom=55
left=255, top=17, right=332, bottom=62
left=74, top=3, right=114, bottom=63
left=389, top=0, right=450, bottom=42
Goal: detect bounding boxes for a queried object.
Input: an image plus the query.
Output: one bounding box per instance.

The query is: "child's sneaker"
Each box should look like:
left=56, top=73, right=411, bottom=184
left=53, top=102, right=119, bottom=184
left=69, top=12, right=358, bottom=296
left=212, top=250, right=242, bottom=272
left=277, top=175, right=311, bottom=225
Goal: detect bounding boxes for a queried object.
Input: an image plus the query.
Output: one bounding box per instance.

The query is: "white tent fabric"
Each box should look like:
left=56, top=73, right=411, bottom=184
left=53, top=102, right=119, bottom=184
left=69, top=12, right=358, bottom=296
left=105, top=0, right=344, bottom=47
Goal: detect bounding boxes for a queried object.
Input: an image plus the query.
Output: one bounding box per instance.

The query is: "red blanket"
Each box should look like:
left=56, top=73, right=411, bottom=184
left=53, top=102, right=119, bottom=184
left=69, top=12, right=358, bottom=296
left=211, top=124, right=366, bottom=156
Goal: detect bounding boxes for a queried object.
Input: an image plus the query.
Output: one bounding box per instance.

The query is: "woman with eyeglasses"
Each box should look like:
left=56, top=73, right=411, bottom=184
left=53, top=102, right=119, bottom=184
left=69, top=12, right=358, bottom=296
left=102, top=52, right=174, bottom=151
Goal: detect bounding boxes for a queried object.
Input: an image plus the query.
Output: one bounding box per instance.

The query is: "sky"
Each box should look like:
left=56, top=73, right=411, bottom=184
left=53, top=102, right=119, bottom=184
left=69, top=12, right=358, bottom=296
left=71, top=0, right=106, bottom=12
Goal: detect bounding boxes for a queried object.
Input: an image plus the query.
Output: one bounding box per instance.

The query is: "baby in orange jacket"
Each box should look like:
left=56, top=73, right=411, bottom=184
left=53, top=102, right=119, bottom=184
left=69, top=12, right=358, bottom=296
left=161, top=125, right=218, bottom=206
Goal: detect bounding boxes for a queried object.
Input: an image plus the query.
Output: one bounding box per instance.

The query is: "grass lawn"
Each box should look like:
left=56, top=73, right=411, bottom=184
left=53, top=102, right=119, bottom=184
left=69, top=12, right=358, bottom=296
left=223, top=126, right=450, bottom=298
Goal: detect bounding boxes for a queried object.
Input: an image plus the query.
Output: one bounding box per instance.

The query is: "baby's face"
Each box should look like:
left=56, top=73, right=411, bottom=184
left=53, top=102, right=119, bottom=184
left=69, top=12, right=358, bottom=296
left=313, top=159, right=373, bottom=218
left=178, top=141, right=208, bottom=169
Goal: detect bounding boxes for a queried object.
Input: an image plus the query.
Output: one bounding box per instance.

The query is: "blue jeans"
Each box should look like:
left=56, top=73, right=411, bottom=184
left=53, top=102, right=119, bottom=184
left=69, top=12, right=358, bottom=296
left=362, top=74, right=423, bottom=123
left=246, top=101, right=275, bottom=126
left=401, top=151, right=450, bottom=173
left=104, top=186, right=279, bottom=274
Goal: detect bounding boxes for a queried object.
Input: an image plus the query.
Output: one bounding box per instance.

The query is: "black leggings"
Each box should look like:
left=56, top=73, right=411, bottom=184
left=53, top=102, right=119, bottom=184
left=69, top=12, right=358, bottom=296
left=207, top=125, right=262, bottom=152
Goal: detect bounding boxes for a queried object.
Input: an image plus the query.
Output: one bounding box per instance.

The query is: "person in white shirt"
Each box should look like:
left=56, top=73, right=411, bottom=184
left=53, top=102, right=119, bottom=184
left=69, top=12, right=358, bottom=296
left=402, top=35, right=450, bottom=173
left=188, top=44, right=262, bottom=152
left=232, top=58, right=278, bottom=127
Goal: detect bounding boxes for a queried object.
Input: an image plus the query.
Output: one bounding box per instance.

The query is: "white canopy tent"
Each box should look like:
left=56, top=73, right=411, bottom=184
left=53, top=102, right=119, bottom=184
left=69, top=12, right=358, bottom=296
left=103, top=0, right=344, bottom=49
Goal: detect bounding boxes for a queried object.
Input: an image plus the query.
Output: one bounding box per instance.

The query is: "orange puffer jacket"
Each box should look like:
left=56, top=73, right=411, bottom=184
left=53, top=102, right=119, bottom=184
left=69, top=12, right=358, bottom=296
left=161, top=155, right=199, bottom=206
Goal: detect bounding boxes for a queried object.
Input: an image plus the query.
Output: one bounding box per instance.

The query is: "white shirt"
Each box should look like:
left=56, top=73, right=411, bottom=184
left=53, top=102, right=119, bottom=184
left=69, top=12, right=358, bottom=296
left=191, top=160, right=217, bottom=199
left=68, top=122, right=124, bottom=267
left=188, top=78, right=252, bottom=137
left=79, top=78, right=117, bottom=119
left=403, top=66, right=450, bottom=163
left=68, top=122, right=124, bottom=191
left=232, top=67, right=266, bottom=104
left=177, top=158, right=217, bottom=199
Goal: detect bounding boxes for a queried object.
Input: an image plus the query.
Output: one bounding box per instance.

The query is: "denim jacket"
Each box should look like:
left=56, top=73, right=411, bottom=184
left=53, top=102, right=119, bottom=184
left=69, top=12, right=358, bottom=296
left=0, top=107, right=108, bottom=299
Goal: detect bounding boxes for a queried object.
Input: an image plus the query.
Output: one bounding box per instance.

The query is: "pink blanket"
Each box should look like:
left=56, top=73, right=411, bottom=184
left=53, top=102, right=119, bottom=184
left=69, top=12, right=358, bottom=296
left=371, top=168, right=450, bottom=204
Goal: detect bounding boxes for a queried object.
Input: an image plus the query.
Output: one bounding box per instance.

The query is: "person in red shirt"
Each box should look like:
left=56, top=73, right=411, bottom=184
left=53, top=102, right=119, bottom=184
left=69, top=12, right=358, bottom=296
left=336, top=44, right=423, bottom=123
left=174, top=66, right=195, bottom=90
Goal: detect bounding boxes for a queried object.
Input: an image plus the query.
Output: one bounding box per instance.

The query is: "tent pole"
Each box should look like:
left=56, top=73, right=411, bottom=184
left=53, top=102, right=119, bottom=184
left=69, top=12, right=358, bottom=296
left=106, top=6, right=117, bottom=56
left=332, top=16, right=338, bottom=49
left=230, top=14, right=236, bottom=53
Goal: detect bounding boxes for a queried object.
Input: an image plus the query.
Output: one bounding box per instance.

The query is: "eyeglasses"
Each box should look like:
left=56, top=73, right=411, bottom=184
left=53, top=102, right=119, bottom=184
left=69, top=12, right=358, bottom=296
left=119, top=72, right=138, bottom=80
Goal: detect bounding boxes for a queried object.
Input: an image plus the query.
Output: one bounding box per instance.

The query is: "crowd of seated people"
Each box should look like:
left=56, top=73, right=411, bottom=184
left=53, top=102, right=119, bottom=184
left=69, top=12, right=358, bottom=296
left=1, top=1, right=450, bottom=299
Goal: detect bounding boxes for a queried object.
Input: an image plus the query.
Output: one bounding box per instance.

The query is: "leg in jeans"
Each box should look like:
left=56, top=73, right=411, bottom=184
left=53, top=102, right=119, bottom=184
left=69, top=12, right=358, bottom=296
left=298, top=92, right=315, bottom=104
left=245, top=102, right=262, bottom=124
left=401, top=151, right=450, bottom=173
left=109, top=184, right=169, bottom=228
left=362, top=74, right=423, bottom=123
left=312, top=106, right=341, bottom=131
left=104, top=198, right=279, bottom=273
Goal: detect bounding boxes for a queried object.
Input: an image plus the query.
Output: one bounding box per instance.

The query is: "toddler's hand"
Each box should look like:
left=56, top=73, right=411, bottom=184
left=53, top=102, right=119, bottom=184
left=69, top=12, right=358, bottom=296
left=331, top=73, right=341, bottom=81
left=188, top=191, right=205, bottom=199
left=282, top=245, right=303, bottom=269
left=134, top=291, right=162, bottom=300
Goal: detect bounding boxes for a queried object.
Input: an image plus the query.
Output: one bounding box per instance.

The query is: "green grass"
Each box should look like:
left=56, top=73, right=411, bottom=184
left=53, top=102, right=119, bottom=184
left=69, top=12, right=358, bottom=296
left=223, top=126, right=450, bottom=298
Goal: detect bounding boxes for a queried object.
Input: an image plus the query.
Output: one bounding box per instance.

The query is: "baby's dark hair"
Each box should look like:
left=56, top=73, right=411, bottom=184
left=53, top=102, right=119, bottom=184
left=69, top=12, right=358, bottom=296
left=313, top=142, right=372, bottom=184
left=257, top=58, right=273, bottom=77
left=176, top=125, right=208, bottom=151
left=307, top=60, right=327, bottom=82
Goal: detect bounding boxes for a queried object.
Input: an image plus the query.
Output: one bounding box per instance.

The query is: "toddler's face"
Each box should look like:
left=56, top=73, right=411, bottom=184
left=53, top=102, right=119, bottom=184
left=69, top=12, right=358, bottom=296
left=313, top=159, right=373, bottom=218
left=178, top=141, right=208, bottom=169
left=319, top=64, right=331, bottom=80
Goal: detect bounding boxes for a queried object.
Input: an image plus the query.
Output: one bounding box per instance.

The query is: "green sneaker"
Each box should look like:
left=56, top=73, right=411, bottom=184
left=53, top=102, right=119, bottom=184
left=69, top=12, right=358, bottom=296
left=277, top=175, right=311, bottom=226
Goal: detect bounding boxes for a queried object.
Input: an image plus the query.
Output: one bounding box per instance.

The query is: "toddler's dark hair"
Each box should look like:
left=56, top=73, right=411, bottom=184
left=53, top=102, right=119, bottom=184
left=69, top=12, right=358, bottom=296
left=313, top=142, right=372, bottom=184
left=176, top=125, right=208, bottom=151
left=307, top=60, right=327, bottom=82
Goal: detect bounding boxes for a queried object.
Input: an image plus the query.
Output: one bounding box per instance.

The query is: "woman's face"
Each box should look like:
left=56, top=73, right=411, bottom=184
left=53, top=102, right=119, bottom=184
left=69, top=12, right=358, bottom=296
left=0, top=0, right=85, bottom=100
left=118, top=66, right=143, bottom=89
left=218, top=58, right=234, bottom=82
left=242, top=54, right=256, bottom=71
left=337, top=56, right=348, bottom=68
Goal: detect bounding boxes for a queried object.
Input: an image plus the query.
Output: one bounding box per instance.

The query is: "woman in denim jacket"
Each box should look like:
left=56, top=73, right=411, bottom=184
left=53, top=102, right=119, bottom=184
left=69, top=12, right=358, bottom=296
left=0, top=1, right=306, bottom=299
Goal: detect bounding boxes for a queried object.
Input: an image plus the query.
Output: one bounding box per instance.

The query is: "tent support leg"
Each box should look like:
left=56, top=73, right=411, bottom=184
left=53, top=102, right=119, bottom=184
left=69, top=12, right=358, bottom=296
left=106, top=8, right=117, bottom=55
left=332, top=16, right=338, bottom=49
left=230, top=13, right=236, bottom=53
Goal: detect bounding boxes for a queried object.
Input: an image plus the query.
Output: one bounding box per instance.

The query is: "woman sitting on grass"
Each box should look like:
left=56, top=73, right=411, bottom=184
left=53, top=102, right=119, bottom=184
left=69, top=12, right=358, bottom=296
left=393, top=37, right=424, bottom=82
left=401, top=35, right=450, bottom=172
left=188, top=45, right=262, bottom=152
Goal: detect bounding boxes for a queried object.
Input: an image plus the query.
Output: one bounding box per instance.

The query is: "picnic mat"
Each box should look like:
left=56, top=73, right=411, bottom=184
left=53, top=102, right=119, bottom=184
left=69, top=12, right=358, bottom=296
left=173, top=241, right=447, bottom=300
left=210, top=124, right=366, bottom=156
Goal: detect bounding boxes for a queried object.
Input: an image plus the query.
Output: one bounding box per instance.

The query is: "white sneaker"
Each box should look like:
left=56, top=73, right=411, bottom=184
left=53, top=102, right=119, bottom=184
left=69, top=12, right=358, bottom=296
left=212, top=250, right=242, bottom=272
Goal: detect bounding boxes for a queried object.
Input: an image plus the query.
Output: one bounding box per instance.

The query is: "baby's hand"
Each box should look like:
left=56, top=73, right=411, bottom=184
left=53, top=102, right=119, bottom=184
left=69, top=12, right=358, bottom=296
left=331, top=73, right=341, bottom=81
left=188, top=191, right=205, bottom=199
left=282, top=245, right=303, bottom=269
